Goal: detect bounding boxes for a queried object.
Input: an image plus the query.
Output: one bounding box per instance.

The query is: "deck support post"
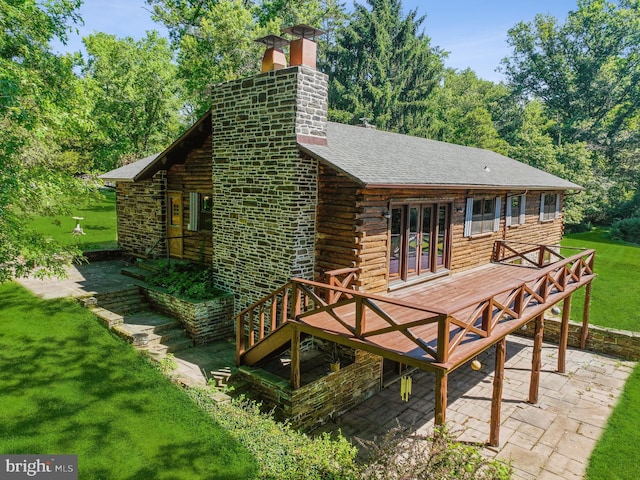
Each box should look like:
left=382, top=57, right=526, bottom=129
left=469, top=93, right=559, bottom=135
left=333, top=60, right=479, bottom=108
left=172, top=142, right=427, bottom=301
left=528, top=314, right=544, bottom=404
left=489, top=337, right=507, bottom=447
left=558, top=295, right=572, bottom=373
left=435, top=370, right=448, bottom=425
left=290, top=326, right=300, bottom=389
left=580, top=281, right=592, bottom=349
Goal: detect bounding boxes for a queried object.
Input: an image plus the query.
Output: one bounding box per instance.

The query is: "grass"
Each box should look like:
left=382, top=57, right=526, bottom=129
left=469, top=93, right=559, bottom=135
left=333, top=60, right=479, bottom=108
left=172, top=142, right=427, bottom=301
left=563, top=229, right=640, bottom=479
left=586, top=365, right=640, bottom=479
left=26, top=189, right=118, bottom=251
left=562, top=228, right=640, bottom=331
left=0, top=282, right=257, bottom=479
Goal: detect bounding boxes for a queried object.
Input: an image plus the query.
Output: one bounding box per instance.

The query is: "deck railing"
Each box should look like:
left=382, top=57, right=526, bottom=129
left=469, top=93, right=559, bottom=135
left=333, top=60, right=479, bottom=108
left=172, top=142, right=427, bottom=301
left=444, top=248, right=595, bottom=362
left=493, top=240, right=589, bottom=268
left=236, top=248, right=595, bottom=366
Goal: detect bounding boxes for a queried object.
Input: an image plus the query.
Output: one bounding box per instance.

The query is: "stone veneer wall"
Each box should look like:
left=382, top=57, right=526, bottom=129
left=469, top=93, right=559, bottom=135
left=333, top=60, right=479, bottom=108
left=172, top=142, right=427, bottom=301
left=516, top=316, right=640, bottom=361
left=238, top=350, right=382, bottom=430
left=115, top=172, right=166, bottom=258
left=143, top=287, right=234, bottom=345
left=210, top=65, right=327, bottom=312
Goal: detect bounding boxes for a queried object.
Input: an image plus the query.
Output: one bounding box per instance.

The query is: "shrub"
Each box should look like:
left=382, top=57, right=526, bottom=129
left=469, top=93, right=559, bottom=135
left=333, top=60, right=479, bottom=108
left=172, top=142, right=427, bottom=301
left=188, top=389, right=359, bottom=479
left=356, top=421, right=512, bottom=480
left=147, top=261, right=224, bottom=300
left=565, top=221, right=592, bottom=234
left=609, top=217, right=640, bottom=244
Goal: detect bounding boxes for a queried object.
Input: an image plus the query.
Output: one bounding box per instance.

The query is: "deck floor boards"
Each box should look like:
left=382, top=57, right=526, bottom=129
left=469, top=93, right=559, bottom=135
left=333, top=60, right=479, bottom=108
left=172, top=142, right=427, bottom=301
left=296, top=262, right=595, bottom=373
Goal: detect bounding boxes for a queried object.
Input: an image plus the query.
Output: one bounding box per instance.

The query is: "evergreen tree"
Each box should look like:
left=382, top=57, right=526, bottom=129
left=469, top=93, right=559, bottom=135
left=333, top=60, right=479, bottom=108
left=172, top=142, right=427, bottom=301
left=323, top=0, right=445, bottom=132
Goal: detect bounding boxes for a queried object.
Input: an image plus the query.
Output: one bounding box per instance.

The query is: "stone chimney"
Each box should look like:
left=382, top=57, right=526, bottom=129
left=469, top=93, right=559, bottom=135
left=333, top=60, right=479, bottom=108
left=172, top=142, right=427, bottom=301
left=211, top=26, right=328, bottom=310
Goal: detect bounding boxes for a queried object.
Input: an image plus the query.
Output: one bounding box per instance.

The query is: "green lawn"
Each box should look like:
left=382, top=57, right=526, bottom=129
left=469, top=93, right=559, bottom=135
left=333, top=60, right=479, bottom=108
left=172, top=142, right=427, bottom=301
left=562, top=228, right=640, bottom=331
left=0, top=282, right=257, bottom=480
left=27, top=189, right=118, bottom=251
left=563, top=230, right=640, bottom=479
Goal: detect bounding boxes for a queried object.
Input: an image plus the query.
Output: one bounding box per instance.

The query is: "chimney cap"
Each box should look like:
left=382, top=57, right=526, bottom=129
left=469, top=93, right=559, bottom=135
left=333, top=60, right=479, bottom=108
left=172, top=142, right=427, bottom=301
left=254, top=35, right=289, bottom=49
left=282, top=24, right=326, bottom=40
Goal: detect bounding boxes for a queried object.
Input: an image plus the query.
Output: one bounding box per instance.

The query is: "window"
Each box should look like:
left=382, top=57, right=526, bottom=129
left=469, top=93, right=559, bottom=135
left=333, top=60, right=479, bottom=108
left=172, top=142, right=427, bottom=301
left=539, top=193, right=559, bottom=222
left=464, top=197, right=501, bottom=237
left=188, top=192, right=213, bottom=232
left=506, top=194, right=526, bottom=227
left=389, top=203, right=451, bottom=282
left=200, top=194, right=213, bottom=231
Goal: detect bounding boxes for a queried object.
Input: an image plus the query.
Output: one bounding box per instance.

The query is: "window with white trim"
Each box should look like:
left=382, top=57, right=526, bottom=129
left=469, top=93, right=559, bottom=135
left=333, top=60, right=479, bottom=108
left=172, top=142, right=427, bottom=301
left=539, top=193, right=560, bottom=222
left=506, top=194, right=526, bottom=227
left=464, top=196, right=501, bottom=237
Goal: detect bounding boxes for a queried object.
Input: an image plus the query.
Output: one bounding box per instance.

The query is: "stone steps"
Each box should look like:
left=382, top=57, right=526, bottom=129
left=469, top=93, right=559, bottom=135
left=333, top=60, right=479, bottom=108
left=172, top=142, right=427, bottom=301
left=84, top=288, right=194, bottom=358
left=120, top=266, right=152, bottom=282
left=94, top=287, right=149, bottom=314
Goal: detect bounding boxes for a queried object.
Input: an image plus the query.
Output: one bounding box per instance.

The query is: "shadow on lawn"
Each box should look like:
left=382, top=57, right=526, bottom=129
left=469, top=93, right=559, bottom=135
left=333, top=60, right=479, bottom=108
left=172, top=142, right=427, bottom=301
left=0, top=286, right=257, bottom=479
left=566, top=228, right=640, bottom=248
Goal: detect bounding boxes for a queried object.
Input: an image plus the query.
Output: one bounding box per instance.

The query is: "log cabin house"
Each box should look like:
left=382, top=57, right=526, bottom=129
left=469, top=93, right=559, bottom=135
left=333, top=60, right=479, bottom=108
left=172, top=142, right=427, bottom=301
left=102, top=27, right=595, bottom=444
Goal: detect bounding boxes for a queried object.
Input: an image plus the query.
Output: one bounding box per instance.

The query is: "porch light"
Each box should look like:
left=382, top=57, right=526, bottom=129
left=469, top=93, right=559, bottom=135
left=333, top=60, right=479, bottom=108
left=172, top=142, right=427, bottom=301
left=382, top=211, right=392, bottom=219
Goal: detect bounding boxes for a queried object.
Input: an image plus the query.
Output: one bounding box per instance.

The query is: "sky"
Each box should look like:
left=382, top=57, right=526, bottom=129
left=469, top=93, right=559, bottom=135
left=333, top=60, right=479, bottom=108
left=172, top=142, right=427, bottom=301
left=52, top=0, right=582, bottom=83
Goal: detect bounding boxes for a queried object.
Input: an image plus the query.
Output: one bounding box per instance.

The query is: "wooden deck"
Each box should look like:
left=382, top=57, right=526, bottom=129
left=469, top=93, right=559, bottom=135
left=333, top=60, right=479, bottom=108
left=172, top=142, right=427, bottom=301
left=237, top=244, right=595, bottom=372
left=235, top=241, right=595, bottom=445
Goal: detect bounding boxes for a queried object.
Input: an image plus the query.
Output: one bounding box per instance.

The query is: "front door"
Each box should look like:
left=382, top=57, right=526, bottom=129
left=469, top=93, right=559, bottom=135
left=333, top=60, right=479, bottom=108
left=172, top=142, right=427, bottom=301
left=389, top=203, right=451, bottom=283
left=167, top=191, right=183, bottom=258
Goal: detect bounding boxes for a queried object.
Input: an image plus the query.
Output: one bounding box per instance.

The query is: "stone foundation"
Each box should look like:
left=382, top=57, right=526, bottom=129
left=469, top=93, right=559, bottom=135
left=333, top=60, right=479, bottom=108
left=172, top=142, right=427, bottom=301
left=143, top=286, right=234, bottom=345
left=515, top=316, right=640, bottom=361
left=239, top=350, right=382, bottom=430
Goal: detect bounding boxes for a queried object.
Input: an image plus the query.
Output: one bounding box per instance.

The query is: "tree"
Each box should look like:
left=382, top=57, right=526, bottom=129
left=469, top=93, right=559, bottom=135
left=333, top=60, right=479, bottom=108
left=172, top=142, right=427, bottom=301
left=501, top=0, right=640, bottom=220
left=0, top=0, right=89, bottom=281
left=324, top=0, right=444, bottom=132
left=502, top=0, right=640, bottom=148
left=80, top=31, right=183, bottom=171
left=147, top=0, right=346, bottom=116
left=421, top=69, right=509, bottom=154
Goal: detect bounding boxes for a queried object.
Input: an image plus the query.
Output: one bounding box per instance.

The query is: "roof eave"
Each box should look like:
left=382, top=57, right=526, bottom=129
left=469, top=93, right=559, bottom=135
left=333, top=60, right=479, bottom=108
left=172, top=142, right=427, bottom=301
left=360, top=183, right=585, bottom=191
left=135, top=110, right=212, bottom=182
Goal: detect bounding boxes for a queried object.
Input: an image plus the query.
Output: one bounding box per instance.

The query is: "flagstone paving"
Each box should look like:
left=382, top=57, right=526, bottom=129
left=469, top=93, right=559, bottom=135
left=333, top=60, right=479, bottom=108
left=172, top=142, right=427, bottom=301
left=17, top=260, right=636, bottom=479
left=320, top=335, right=635, bottom=479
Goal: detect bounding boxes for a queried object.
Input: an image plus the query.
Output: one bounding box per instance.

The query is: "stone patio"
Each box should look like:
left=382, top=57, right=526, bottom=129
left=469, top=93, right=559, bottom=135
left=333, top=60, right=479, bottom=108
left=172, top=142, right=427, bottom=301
left=17, top=259, right=637, bottom=479
left=318, top=335, right=634, bottom=479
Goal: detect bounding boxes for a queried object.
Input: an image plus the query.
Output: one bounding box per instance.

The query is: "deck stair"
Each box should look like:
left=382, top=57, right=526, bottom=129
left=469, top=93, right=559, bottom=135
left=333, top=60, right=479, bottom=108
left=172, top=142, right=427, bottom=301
left=83, top=287, right=194, bottom=358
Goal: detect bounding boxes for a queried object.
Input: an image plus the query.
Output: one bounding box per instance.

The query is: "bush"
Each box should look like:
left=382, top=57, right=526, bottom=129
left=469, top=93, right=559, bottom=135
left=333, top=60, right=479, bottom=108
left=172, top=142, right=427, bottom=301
left=189, top=389, right=512, bottom=480
left=565, top=221, right=592, bottom=234
left=609, top=217, right=640, bottom=244
left=146, top=261, right=224, bottom=300
left=356, top=421, right=512, bottom=480
left=188, top=389, right=359, bottom=479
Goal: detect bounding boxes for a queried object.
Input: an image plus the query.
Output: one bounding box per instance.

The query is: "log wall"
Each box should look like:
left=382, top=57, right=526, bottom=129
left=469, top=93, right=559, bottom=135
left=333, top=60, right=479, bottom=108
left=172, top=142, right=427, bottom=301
left=166, top=134, right=214, bottom=264
left=315, top=165, right=565, bottom=294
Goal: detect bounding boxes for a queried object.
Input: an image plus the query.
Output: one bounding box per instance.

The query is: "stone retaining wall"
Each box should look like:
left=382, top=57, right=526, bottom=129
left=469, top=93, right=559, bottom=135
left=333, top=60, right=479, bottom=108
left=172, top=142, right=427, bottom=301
left=143, top=286, right=234, bottom=345
left=239, top=350, right=382, bottom=430
left=515, top=316, right=640, bottom=361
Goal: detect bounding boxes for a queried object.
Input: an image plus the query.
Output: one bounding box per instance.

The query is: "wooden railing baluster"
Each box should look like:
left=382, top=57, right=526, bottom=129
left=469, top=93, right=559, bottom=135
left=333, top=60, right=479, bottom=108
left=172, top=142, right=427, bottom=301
left=236, top=248, right=594, bottom=368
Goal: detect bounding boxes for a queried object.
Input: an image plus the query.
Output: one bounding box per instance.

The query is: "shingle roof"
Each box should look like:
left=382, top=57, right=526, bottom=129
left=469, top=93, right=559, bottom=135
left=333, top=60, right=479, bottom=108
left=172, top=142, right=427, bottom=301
left=100, top=153, right=160, bottom=182
left=101, top=118, right=581, bottom=191
left=300, top=122, right=582, bottom=190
